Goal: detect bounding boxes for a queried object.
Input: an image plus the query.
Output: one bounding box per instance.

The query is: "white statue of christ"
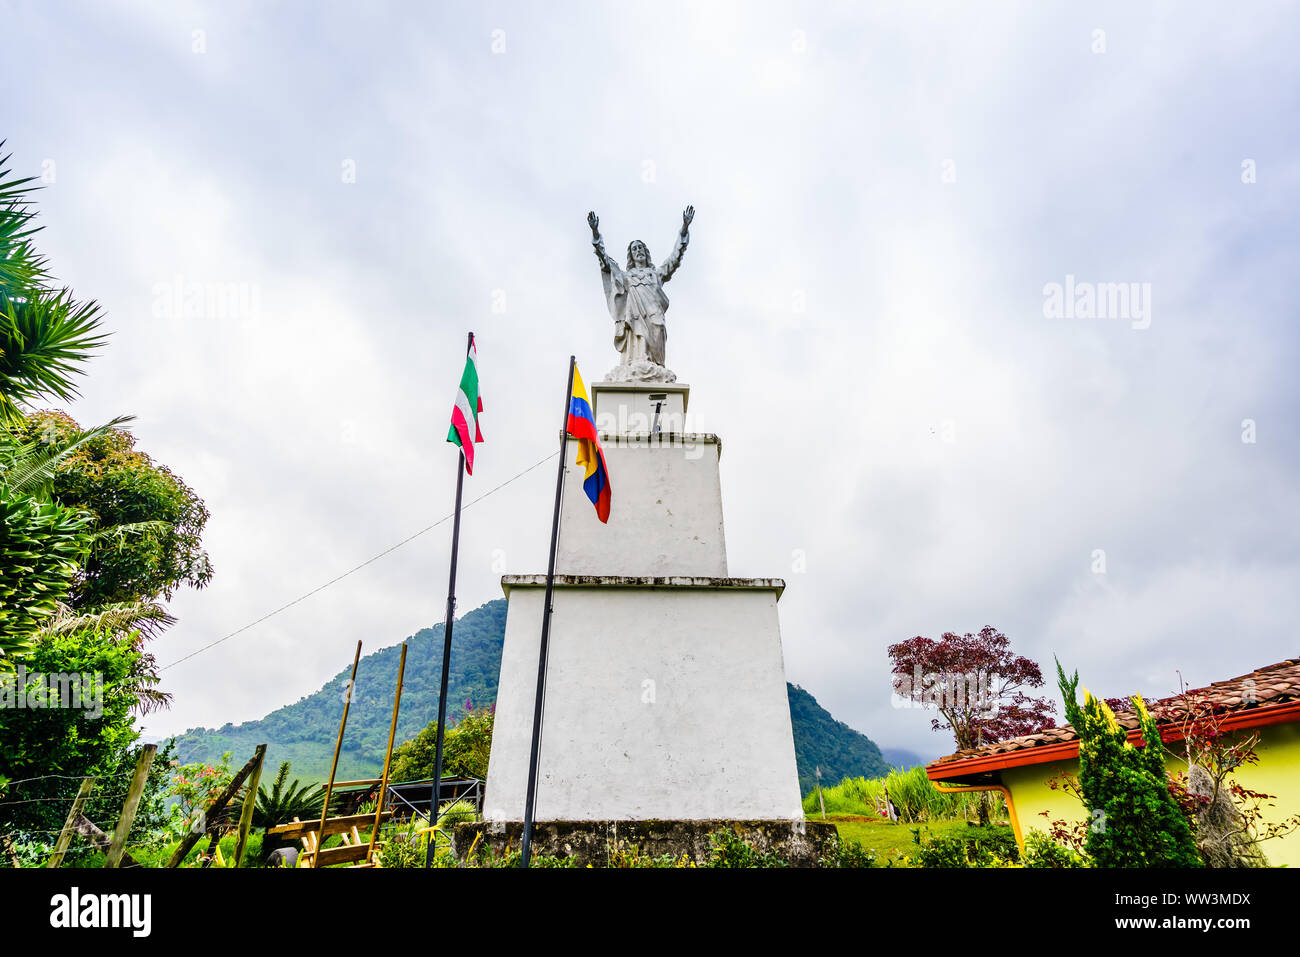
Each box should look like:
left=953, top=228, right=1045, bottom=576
left=587, top=206, right=693, bottom=382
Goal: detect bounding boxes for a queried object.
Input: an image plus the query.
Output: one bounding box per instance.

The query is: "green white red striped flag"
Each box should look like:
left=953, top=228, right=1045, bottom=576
left=447, top=334, right=483, bottom=474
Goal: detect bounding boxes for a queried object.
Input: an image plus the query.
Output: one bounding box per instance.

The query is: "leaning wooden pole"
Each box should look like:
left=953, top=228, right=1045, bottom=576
left=314, top=641, right=363, bottom=867
left=368, top=642, right=408, bottom=861
left=46, top=777, right=95, bottom=868
left=232, top=745, right=266, bottom=867
left=105, top=744, right=156, bottom=868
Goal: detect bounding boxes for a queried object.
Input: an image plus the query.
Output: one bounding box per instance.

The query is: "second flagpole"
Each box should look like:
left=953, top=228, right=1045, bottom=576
left=425, top=331, right=473, bottom=867
left=519, top=353, right=575, bottom=868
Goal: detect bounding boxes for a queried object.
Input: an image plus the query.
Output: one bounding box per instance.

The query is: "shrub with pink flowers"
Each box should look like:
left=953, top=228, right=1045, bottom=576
left=166, top=752, right=235, bottom=837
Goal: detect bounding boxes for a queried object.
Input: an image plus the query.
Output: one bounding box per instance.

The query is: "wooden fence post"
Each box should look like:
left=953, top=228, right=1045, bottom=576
left=233, top=746, right=266, bottom=868
left=314, top=641, right=363, bottom=867
left=105, top=745, right=157, bottom=868
left=46, top=776, right=96, bottom=868
left=367, top=642, right=407, bottom=862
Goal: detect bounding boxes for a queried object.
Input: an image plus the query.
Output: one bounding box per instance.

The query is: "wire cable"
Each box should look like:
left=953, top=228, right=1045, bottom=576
left=159, top=449, right=558, bottom=671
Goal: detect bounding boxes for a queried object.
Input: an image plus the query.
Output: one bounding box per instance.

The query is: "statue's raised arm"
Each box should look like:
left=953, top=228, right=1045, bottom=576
left=658, top=205, right=693, bottom=283
left=588, top=210, right=621, bottom=277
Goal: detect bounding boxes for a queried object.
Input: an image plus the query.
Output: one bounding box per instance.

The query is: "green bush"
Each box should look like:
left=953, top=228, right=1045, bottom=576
left=908, top=825, right=1020, bottom=868
left=705, top=828, right=787, bottom=868
left=377, top=834, right=425, bottom=869
left=607, top=843, right=695, bottom=868
left=823, top=837, right=878, bottom=868
left=1021, top=830, right=1089, bottom=868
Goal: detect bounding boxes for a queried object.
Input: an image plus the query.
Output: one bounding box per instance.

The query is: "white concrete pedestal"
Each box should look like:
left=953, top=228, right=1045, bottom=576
left=483, top=382, right=803, bottom=822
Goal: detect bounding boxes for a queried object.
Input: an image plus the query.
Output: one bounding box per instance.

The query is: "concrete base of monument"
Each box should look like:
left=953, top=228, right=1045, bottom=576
left=484, top=576, right=805, bottom=822
left=450, top=819, right=838, bottom=867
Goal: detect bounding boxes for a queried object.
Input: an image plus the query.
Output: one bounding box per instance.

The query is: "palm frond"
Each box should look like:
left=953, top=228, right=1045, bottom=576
left=0, top=289, right=109, bottom=422
left=0, top=415, right=134, bottom=494
left=38, top=599, right=176, bottom=640
left=85, top=520, right=170, bottom=545
left=0, top=142, right=49, bottom=293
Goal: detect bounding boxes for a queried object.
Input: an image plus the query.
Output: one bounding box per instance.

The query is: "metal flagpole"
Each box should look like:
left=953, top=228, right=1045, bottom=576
left=426, top=331, right=473, bottom=867
left=520, top=354, right=575, bottom=868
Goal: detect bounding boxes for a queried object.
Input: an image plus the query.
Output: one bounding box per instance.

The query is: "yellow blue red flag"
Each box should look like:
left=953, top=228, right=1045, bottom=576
left=565, top=364, right=611, bottom=523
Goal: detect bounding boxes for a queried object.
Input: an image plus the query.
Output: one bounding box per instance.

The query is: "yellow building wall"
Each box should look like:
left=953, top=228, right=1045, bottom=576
left=1000, top=721, right=1300, bottom=867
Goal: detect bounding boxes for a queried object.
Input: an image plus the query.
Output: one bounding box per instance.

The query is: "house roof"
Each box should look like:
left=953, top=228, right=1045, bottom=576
left=928, top=658, right=1300, bottom=782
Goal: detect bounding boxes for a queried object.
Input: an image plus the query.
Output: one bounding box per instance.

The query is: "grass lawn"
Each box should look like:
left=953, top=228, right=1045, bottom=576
left=815, top=814, right=1013, bottom=866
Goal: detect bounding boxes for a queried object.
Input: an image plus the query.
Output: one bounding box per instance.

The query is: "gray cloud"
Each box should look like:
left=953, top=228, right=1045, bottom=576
left=4, top=1, right=1297, bottom=761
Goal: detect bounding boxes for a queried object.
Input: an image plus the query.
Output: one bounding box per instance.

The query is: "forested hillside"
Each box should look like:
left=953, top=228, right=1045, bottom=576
left=787, top=684, right=889, bottom=792
left=170, top=600, right=507, bottom=781
left=171, top=599, right=892, bottom=793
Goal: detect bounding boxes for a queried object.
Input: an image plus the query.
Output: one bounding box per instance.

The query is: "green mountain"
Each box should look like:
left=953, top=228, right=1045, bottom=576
left=170, top=599, right=887, bottom=794
left=170, top=600, right=507, bottom=782
left=787, top=684, right=889, bottom=792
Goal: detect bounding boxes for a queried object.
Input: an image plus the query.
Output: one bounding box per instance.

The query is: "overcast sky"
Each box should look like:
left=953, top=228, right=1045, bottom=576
left=5, top=1, right=1298, bottom=761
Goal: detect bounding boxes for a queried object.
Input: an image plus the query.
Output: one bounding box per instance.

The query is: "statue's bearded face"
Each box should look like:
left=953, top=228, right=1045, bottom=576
left=627, top=241, right=650, bottom=268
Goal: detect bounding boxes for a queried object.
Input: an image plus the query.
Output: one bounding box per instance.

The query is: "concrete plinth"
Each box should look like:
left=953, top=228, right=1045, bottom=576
left=483, top=577, right=803, bottom=823
left=452, top=819, right=837, bottom=868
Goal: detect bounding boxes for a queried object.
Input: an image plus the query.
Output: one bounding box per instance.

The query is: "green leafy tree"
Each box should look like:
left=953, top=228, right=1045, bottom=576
left=389, top=704, right=494, bottom=783
left=0, top=627, right=166, bottom=834
left=0, top=416, right=163, bottom=666
left=1056, top=660, right=1202, bottom=868
left=13, top=410, right=212, bottom=608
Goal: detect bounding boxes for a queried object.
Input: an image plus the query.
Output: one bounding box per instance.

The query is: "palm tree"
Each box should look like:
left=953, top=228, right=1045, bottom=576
left=0, top=142, right=108, bottom=425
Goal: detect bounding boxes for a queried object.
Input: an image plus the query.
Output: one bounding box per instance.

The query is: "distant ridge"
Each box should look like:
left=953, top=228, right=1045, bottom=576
left=881, top=747, right=927, bottom=770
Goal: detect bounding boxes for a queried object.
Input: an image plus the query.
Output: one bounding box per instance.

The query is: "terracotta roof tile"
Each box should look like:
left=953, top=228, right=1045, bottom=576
left=932, top=657, right=1300, bottom=767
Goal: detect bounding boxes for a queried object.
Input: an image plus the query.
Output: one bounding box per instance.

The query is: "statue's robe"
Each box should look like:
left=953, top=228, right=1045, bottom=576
left=593, top=231, right=689, bottom=368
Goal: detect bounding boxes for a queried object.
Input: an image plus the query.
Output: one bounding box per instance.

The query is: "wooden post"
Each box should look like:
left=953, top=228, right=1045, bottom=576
left=166, top=744, right=266, bottom=867
left=1, top=833, right=21, bottom=868
left=46, top=777, right=95, bottom=868
left=105, top=745, right=156, bottom=868
left=315, top=641, right=363, bottom=867
left=232, top=745, right=266, bottom=868
left=367, top=643, right=407, bottom=862
left=71, top=814, right=142, bottom=867
left=200, top=828, right=222, bottom=868
left=815, top=766, right=826, bottom=821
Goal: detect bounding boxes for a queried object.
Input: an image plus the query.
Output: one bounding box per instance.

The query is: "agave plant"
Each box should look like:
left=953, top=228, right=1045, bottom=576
left=254, top=763, right=327, bottom=865
left=0, top=487, right=88, bottom=667
left=254, top=762, right=326, bottom=829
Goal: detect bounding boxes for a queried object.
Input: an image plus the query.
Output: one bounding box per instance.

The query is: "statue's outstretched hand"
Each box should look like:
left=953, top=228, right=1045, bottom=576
left=587, top=211, right=600, bottom=236
left=681, top=205, right=695, bottom=232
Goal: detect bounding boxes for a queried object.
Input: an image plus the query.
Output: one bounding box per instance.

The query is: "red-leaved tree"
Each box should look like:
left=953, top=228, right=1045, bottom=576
left=887, top=626, right=1055, bottom=751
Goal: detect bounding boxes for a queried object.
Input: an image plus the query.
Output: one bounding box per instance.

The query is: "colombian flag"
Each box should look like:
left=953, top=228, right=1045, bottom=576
left=566, top=364, right=611, bottom=523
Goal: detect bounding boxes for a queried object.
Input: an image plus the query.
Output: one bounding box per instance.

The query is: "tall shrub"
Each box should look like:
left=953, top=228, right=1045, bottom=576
left=1057, top=661, right=1201, bottom=868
